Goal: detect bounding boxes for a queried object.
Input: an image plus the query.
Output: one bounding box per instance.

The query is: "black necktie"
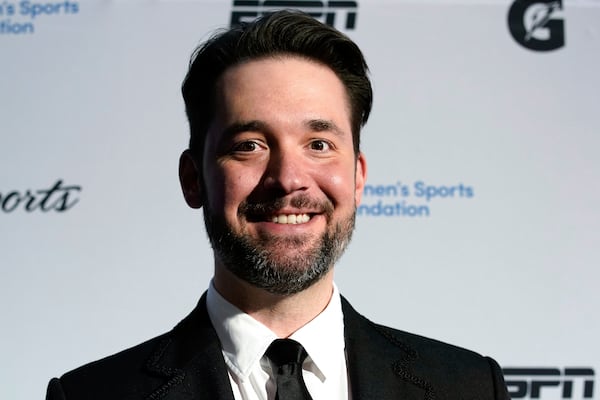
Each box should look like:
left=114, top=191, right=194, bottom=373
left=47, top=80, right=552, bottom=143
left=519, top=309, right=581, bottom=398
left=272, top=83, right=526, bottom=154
left=265, top=339, right=313, bottom=400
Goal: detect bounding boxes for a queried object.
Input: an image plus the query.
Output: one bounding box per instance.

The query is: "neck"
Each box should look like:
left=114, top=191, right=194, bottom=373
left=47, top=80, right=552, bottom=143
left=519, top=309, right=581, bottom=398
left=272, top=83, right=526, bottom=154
left=213, top=264, right=335, bottom=338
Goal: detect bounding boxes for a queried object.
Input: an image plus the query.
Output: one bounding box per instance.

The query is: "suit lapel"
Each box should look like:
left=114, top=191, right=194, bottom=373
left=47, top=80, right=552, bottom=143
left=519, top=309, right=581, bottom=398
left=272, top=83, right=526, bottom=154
left=342, top=297, right=433, bottom=400
left=144, top=294, right=235, bottom=400
left=141, top=293, right=433, bottom=400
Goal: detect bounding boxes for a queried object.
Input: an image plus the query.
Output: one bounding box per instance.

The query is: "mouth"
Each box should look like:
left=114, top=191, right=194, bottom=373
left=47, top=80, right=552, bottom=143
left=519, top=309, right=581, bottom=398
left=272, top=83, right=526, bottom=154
left=241, top=196, right=328, bottom=225
left=270, top=213, right=312, bottom=224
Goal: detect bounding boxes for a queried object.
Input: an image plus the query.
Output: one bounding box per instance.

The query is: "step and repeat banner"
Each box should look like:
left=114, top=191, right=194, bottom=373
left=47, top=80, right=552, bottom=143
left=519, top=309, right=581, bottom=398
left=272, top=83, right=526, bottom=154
left=1, top=1, right=598, bottom=399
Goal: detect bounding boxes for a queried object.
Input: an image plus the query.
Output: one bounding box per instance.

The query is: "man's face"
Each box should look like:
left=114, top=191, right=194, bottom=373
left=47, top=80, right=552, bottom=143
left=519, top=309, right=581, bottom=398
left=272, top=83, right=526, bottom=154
left=200, top=56, right=366, bottom=295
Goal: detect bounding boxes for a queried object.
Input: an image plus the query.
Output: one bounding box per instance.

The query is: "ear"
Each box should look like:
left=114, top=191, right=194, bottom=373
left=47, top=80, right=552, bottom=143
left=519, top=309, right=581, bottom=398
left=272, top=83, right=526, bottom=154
left=179, top=149, right=203, bottom=209
left=354, top=151, right=367, bottom=205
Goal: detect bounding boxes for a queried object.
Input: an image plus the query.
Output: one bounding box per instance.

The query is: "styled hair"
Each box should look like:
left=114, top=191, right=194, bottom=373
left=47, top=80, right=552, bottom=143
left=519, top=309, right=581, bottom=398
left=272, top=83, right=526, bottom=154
left=182, top=10, right=372, bottom=158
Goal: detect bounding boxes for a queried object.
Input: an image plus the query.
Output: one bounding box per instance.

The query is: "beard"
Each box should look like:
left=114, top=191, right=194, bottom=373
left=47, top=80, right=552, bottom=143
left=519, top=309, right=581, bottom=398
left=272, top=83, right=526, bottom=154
left=203, top=195, right=356, bottom=295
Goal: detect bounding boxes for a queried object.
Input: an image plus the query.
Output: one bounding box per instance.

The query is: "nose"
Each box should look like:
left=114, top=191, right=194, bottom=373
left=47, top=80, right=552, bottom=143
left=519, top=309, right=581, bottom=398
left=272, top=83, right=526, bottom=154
left=262, top=147, right=309, bottom=195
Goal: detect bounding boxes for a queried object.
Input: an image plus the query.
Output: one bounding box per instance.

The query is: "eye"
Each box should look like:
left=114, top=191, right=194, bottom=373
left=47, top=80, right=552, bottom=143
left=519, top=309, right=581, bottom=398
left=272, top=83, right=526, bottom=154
left=232, top=140, right=260, bottom=152
left=309, top=140, right=332, bottom=152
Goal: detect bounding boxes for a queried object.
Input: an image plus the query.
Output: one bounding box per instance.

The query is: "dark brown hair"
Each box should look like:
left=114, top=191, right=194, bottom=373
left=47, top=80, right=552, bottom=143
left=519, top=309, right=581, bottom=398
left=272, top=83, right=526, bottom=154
left=182, top=10, right=372, bottom=159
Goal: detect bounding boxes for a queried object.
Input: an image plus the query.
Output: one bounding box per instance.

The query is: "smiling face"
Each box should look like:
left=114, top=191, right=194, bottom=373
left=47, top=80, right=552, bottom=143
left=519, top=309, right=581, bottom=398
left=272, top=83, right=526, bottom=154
left=183, top=56, right=366, bottom=295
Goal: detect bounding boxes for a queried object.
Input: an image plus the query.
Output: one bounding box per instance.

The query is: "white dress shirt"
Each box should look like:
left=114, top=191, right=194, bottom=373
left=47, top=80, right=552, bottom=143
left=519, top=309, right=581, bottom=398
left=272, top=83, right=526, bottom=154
left=206, top=281, right=350, bottom=400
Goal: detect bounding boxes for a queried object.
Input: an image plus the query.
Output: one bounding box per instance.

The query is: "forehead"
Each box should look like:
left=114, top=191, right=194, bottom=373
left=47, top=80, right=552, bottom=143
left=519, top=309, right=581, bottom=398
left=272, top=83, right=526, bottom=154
left=212, top=55, right=352, bottom=124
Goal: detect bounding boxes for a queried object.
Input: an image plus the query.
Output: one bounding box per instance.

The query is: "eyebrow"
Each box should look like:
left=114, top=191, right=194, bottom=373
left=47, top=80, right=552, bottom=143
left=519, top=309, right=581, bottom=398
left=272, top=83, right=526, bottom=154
left=220, top=120, right=268, bottom=138
left=306, top=119, right=347, bottom=137
left=219, top=118, right=347, bottom=138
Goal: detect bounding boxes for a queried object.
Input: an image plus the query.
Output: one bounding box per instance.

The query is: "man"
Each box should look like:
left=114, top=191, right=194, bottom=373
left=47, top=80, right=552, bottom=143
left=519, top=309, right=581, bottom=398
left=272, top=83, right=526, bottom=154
left=47, top=11, right=510, bottom=400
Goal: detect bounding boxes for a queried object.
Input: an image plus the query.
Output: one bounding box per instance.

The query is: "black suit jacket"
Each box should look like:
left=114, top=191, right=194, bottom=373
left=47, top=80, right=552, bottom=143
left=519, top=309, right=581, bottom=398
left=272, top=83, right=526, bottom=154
left=47, top=295, right=510, bottom=399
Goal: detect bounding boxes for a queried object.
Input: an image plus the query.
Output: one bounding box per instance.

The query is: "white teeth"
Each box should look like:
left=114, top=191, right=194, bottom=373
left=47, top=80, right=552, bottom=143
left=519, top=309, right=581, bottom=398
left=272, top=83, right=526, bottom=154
left=271, top=214, right=311, bottom=224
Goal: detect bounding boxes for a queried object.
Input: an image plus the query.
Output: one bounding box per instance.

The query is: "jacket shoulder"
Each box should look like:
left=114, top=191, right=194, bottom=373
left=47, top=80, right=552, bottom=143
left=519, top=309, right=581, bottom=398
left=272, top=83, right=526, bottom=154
left=341, top=297, right=509, bottom=400
left=377, top=322, right=490, bottom=363
left=372, top=323, right=509, bottom=400
left=47, top=295, right=228, bottom=400
left=51, top=333, right=171, bottom=400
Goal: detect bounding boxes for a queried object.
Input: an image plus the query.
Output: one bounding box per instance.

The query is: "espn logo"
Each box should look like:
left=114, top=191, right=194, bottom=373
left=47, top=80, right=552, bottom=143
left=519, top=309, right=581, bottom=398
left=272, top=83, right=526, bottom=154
left=230, top=0, right=358, bottom=30
left=504, top=368, right=595, bottom=399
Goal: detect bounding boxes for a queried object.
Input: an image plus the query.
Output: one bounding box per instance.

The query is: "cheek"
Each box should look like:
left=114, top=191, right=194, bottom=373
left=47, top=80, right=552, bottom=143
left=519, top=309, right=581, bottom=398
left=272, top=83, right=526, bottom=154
left=317, top=166, right=356, bottom=204
left=330, top=174, right=343, bottom=186
left=220, top=168, right=263, bottom=208
left=203, top=166, right=238, bottom=213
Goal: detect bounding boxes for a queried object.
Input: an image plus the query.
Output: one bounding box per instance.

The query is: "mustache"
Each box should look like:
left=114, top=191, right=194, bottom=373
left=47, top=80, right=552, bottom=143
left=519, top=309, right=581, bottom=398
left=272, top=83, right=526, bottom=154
left=239, top=195, right=333, bottom=218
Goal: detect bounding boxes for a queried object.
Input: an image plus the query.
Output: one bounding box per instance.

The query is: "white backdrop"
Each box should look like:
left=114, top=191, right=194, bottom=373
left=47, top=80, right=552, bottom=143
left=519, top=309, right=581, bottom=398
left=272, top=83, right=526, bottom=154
left=1, top=1, right=598, bottom=399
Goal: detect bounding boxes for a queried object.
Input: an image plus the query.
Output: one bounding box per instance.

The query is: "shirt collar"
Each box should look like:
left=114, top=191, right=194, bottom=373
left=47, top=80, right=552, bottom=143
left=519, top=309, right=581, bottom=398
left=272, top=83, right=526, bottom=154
left=206, top=281, right=346, bottom=383
left=289, top=285, right=345, bottom=382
